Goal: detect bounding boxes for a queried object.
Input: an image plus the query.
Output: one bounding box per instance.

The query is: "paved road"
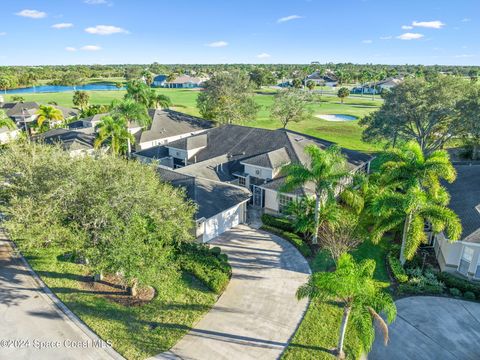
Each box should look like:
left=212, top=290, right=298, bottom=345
left=151, top=225, right=311, bottom=360
left=0, top=230, right=122, bottom=360
left=369, top=296, right=480, bottom=360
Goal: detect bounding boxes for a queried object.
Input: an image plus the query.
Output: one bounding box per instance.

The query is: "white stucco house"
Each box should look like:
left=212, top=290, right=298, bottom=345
left=434, top=164, right=480, bottom=281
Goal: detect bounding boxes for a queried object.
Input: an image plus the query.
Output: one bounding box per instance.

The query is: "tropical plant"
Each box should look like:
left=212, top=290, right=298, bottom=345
left=297, top=253, right=396, bottom=359
left=270, top=89, right=313, bottom=129
left=72, top=90, right=90, bottom=110
left=306, top=80, right=316, bottom=91
left=281, top=145, right=349, bottom=244
left=124, top=79, right=153, bottom=107
left=292, top=78, right=303, bottom=88
left=152, top=94, right=172, bottom=109
left=337, top=87, right=350, bottom=103
left=11, top=95, right=25, bottom=102
left=36, top=105, right=64, bottom=130
left=94, top=115, right=133, bottom=155
left=456, top=83, right=480, bottom=159
left=142, top=70, right=154, bottom=85
left=0, top=109, right=15, bottom=130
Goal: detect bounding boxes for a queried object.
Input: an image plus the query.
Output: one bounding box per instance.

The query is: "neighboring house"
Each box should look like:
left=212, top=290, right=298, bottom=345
left=136, top=109, right=213, bottom=150
left=434, top=164, right=480, bottom=281
left=0, top=101, right=78, bottom=128
left=0, top=124, right=21, bottom=144
left=152, top=74, right=168, bottom=87
left=36, top=128, right=96, bottom=156
left=68, top=113, right=108, bottom=134
left=164, top=75, right=206, bottom=89
left=351, top=77, right=403, bottom=95
left=306, top=71, right=338, bottom=87
left=134, top=125, right=373, bottom=216
left=158, top=168, right=251, bottom=242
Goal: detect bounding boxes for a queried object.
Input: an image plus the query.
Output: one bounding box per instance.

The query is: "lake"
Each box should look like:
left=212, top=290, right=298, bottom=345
left=4, top=82, right=125, bottom=94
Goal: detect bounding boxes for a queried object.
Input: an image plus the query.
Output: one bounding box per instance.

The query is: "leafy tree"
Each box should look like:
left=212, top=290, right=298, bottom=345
left=142, top=70, right=154, bottom=85
left=95, top=115, right=133, bottom=155
left=337, top=87, right=350, bottom=103
left=79, top=104, right=111, bottom=118
left=124, top=79, right=152, bottom=107
left=36, top=105, right=64, bottom=130
left=72, top=90, right=90, bottom=110
left=306, top=80, right=316, bottom=91
left=115, top=82, right=123, bottom=89
left=372, top=142, right=461, bottom=264
left=456, top=83, right=480, bottom=159
left=297, top=254, right=396, bottom=359
left=0, top=109, right=15, bottom=130
left=0, top=76, right=12, bottom=93
left=292, top=78, right=303, bottom=89
left=281, top=145, right=349, bottom=244
left=249, top=68, right=275, bottom=88
left=11, top=95, right=25, bottom=102
left=359, top=76, right=465, bottom=153
left=271, top=89, right=313, bottom=129
left=197, top=71, right=260, bottom=125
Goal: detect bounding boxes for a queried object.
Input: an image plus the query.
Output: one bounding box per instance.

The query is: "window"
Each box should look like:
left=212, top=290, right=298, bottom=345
left=475, top=255, right=480, bottom=279
left=458, top=247, right=474, bottom=276
left=278, top=194, right=293, bottom=214
left=238, top=176, right=246, bottom=187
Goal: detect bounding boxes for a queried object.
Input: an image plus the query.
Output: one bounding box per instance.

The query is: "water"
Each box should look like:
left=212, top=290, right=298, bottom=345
left=316, top=114, right=357, bottom=122
left=4, top=82, right=125, bottom=94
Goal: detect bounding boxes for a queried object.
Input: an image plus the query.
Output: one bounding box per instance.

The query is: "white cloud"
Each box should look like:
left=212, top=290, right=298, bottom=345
left=84, top=0, right=107, bottom=4
left=362, top=39, right=373, bottom=44
left=65, top=47, right=77, bottom=52
left=461, top=18, right=471, bottom=22
left=256, top=53, right=271, bottom=59
left=16, top=9, right=47, bottom=19
left=397, top=32, right=424, bottom=40
left=277, top=15, right=303, bottom=23
left=412, top=20, right=445, bottom=29
left=0, top=32, right=6, bottom=36
left=85, top=25, right=128, bottom=35
left=206, top=40, right=228, bottom=48
left=401, top=25, right=413, bottom=30
left=379, top=36, right=392, bottom=40
left=52, top=23, right=73, bottom=29
left=81, top=45, right=102, bottom=51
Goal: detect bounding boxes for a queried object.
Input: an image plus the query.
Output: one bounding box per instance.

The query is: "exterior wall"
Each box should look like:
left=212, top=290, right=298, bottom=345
left=168, top=147, right=188, bottom=161
left=137, top=129, right=208, bottom=151
left=0, top=129, right=20, bottom=144
left=435, top=233, right=480, bottom=280
left=264, top=188, right=280, bottom=212
left=243, top=164, right=273, bottom=180
left=197, top=201, right=247, bottom=243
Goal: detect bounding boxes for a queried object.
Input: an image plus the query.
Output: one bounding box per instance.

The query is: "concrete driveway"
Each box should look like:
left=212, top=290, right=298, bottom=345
left=0, top=230, right=122, bottom=360
left=152, top=225, right=311, bottom=360
left=369, top=296, right=480, bottom=360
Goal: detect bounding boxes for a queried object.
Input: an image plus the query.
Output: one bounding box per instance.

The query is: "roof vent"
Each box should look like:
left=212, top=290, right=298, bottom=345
left=294, top=137, right=304, bottom=142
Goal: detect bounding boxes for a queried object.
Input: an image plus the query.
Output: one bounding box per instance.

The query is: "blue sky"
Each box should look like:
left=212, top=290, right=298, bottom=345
left=0, top=0, right=478, bottom=65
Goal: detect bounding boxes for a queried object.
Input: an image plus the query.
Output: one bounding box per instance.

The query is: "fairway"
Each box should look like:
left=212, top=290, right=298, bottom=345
left=3, top=88, right=381, bottom=152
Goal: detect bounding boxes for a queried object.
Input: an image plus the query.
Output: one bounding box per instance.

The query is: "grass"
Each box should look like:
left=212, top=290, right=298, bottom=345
left=4, top=89, right=381, bottom=152
left=282, top=236, right=392, bottom=360
left=21, top=245, right=220, bottom=360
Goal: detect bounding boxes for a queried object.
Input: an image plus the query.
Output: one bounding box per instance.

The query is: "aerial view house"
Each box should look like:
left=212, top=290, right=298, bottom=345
left=152, top=74, right=168, bottom=87
left=305, top=71, right=338, bottom=87
left=0, top=123, right=21, bottom=144
left=37, top=128, right=96, bottom=156
left=158, top=168, right=251, bottom=242
left=434, top=164, right=480, bottom=280
left=0, top=101, right=78, bottom=128
left=134, top=125, right=373, bottom=216
left=352, top=77, right=403, bottom=95
left=164, top=74, right=206, bottom=88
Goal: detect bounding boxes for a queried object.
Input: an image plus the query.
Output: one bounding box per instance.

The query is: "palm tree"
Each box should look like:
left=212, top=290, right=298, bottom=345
left=36, top=105, right=63, bottom=130
left=94, top=115, right=133, bottom=155
left=373, top=141, right=461, bottom=264
left=0, top=109, right=15, bottom=130
left=297, top=253, right=396, bottom=359
left=152, top=94, right=172, bottom=109
left=281, top=145, right=349, bottom=244
left=111, top=99, right=151, bottom=155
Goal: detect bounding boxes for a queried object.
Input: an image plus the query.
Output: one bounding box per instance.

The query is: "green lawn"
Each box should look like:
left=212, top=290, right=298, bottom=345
left=282, top=236, right=392, bottom=360
left=4, top=88, right=381, bottom=152
left=21, top=245, right=219, bottom=360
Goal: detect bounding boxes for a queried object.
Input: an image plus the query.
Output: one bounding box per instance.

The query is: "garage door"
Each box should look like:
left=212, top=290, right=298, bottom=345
left=203, top=203, right=242, bottom=242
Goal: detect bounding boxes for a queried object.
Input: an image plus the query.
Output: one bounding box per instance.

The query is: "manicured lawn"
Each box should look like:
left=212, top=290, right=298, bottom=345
left=282, top=236, right=392, bottom=360
left=4, top=88, right=381, bottom=152
left=21, top=245, right=220, bottom=360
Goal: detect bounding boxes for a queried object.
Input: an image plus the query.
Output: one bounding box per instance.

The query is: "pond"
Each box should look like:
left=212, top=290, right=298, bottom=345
left=316, top=114, right=357, bottom=122
left=4, top=82, right=125, bottom=94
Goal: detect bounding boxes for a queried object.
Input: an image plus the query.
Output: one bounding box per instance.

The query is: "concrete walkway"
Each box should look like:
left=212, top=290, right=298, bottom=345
left=0, top=230, right=123, bottom=360
left=151, top=225, right=311, bottom=360
left=369, top=296, right=480, bottom=360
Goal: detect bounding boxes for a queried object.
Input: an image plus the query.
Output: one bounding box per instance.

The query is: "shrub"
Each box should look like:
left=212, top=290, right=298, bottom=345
left=437, top=272, right=480, bottom=298
left=449, top=288, right=462, bottom=297
left=210, top=247, right=221, bottom=256
left=387, top=252, right=408, bottom=283
left=261, top=214, right=294, bottom=232
left=464, top=291, right=476, bottom=300
left=398, top=268, right=445, bottom=295
left=261, top=225, right=312, bottom=258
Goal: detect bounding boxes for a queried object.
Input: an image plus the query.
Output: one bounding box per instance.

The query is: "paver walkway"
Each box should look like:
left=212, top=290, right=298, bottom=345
left=369, top=296, right=480, bottom=360
left=151, top=225, right=311, bottom=360
left=0, top=229, right=123, bottom=360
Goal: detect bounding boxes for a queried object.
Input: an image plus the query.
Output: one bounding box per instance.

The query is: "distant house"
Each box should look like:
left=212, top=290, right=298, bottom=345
left=68, top=113, right=108, bottom=133
left=351, top=77, right=403, bottom=95
left=152, top=74, right=168, bottom=87
left=158, top=168, right=251, bottom=242
left=434, top=164, right=480, bottom=281
left=36, top=128, right=96, bottom=157
left=165, top=75, right=206, bottom=89
left=0, top=101, right=78, bottom=128
left=0, top=123, right=21, bottom=145
left=306, top=71, right=338, bottom=87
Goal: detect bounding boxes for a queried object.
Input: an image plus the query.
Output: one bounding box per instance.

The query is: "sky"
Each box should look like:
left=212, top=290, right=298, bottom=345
left=0, top=0, right=478, bottom=66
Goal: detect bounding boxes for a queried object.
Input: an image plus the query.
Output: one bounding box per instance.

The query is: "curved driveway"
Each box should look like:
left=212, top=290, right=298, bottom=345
left=369, top=296, right=480, bottom=360
left=152, top=225, right=311, bottom=360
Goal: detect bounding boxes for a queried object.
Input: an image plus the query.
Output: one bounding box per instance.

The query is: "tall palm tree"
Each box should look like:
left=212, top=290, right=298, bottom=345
left=373, top=141, right=460, bottom=264
left=111, top=99, right=151, bottom=156
left=152, top=94, right=172, bottom=109
left=281, top=145, right=349, bottom=244
left=297, top=253, right=396, bottom=359
left=94, top=115, right=133, bottom=155
left=0, top=109, right=15, bottom=130
left=36, top=105, right=63, bottom=130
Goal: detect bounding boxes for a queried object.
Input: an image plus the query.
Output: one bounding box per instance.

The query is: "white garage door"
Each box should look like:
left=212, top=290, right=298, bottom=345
left=203, top=203, right=243, bottom=242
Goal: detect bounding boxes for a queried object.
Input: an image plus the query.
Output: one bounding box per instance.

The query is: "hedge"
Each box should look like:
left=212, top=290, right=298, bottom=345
left=261, top=225, right=312, bottom=258
left=437, top=272, right=480, bottom=298
left=387, top=252, right=408, bottom=283
left=261, top=214, right=294, bottom=232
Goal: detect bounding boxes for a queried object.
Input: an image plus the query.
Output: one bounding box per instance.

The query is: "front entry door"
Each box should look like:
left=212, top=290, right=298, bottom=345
left=252, top=186, right=264, bottom=208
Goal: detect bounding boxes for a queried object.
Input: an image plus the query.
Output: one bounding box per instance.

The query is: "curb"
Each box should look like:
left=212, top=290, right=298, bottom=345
left=1, top=229, right=125, bottom=360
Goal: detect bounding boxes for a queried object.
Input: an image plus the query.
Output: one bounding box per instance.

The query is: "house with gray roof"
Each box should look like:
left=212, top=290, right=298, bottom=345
left=36, top=128, right=96, bottom=156
left=434, top=164, right=480, bottom=281
left=158, top=168, right=251, bottom=242
left=164, top=75, right=206, bottom=88
left=134, top=125, right=373, bottom=216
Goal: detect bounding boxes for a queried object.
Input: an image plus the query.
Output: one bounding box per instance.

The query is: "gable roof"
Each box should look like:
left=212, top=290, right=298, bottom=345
left=445, top=164, right=480, bottom=243
left=167, top=75, right=203, bottom=85
left=3, top=102, right=39, bottom=117
left=37, top=128, right=95, bottom=152
left=241, top=147, right=290, bottom=169
left=157, top=168, right=251, bottom=220
left=153, top=74, right=168, bottom=82
left=166, top=133, right=208, bottom=150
